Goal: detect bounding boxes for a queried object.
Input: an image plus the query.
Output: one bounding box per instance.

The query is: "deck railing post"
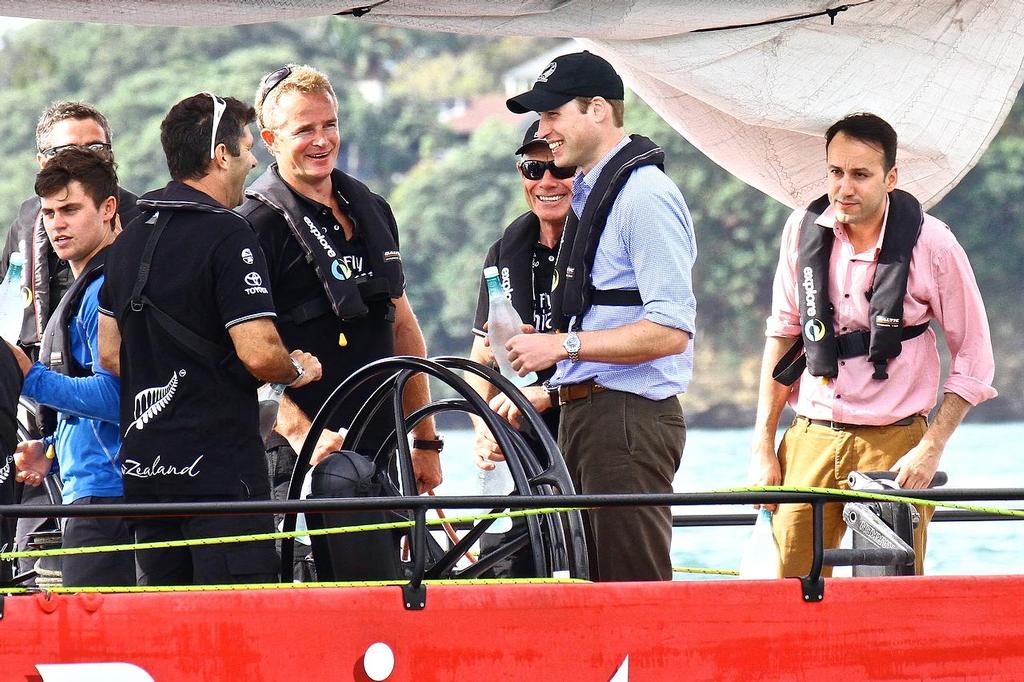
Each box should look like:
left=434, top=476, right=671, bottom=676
left=800, top=500, right=826, bottom=602
left=403, top=507, right=428, bottom=610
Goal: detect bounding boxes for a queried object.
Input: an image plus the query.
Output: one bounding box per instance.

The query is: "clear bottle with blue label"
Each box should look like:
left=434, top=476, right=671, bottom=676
left=0, top=252, right=27, bottom=345
left=483, top=265, right=537, bottom=387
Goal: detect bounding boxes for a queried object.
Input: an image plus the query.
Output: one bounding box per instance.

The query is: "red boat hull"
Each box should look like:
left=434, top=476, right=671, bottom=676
left=2, top=576, right=1022, bottom=680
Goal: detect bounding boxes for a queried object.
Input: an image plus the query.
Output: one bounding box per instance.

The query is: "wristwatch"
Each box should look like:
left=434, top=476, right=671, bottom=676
left=413, top=435, right=445, bottom=453
left=286, top=357, right=305, bottom=386
left=563, top=330, right=581, bottom=363
left=543, top=380, right=561, bottom=407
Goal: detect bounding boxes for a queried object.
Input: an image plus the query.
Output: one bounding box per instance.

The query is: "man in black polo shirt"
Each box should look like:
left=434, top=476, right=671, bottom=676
left=239, top=65, right=442, bottom=496
left=98, top=93, right=321, bottom=585
left=467, top=119, right=572, bottom=469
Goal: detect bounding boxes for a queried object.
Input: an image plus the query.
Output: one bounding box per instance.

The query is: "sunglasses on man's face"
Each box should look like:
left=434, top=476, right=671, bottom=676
left=257, top=65, right=293, bottom=108
left=518, top=159, right=576, bottom=181
left=41, top=142, right=112, bottom=161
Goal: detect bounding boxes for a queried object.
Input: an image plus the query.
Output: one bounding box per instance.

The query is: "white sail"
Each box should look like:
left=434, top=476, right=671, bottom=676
left=2, top=1, right=1022, bottom=206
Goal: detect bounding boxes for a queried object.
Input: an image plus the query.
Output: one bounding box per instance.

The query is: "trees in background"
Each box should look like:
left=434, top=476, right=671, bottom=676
left=0, top=18, right=1019, bottom=422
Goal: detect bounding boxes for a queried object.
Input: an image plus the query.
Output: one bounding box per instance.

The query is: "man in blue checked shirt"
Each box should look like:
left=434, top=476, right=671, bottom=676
left=504, top=51, right=697, bottom=582
left=6, top=147, right=134, bottom=587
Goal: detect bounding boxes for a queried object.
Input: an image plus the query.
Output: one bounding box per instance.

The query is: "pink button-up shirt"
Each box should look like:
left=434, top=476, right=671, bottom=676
left=766, top=201, right=996, bottom=425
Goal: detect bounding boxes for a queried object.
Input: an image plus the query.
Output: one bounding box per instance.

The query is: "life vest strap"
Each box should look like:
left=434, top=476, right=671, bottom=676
left=772, top=322, right=930, bottom=386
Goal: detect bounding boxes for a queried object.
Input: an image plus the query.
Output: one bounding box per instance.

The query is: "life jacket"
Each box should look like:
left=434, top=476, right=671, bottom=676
left=549, top=135, right=664, bottom=331
left=36, top=247, right=109, bottom=436
left=492, top=211, right=542, bottom=328
left=243, top=166, right=404, bottom=324
left=773, top=189, right=930, bottom=385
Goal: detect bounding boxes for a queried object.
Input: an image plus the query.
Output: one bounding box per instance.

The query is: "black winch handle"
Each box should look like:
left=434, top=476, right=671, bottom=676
left=857, top=470, right=948, bottom=488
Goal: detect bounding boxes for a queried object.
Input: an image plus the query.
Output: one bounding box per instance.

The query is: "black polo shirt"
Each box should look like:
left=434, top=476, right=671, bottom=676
left=99, top=182, right=276, bottom=498
left=241, top=174, right=400, bottom=439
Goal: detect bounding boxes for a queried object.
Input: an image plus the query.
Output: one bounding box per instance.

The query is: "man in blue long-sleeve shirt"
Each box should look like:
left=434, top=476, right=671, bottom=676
left=7, top=147, right=133, bottom=587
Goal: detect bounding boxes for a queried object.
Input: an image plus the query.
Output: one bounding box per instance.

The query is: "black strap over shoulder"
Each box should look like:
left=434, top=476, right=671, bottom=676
left=125, top=210, right=259, bottom=390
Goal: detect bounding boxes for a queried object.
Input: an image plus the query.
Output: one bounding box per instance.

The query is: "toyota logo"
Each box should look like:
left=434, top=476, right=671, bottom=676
left=244, top=272, right=263, bottom=287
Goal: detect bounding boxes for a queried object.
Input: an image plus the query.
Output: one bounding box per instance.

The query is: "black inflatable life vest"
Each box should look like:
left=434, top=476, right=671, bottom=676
left=549, top=135, right=664, bottom=331
left=773, top=189, right=930, bottom=385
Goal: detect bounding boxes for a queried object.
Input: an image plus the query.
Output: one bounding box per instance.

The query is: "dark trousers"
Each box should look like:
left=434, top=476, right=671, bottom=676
left=558, top=390, right=685, bottom=582
left=130, top=492, right=278, bottom=586
left=61, top=496, right=135, bottom=587
left=266, top=440, right=315, bottom=582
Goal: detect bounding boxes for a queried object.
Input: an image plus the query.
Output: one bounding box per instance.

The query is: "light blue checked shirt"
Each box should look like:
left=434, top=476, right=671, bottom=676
left=551, top=136, right=697, bottom=400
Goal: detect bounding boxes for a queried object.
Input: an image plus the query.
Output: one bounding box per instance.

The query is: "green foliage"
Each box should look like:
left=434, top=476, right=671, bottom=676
left=0, top=17, right=1020, bottom=421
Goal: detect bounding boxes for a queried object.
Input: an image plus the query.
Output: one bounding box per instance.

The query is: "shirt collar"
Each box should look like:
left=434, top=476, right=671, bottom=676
left=572, top=135, right=631, bottom=214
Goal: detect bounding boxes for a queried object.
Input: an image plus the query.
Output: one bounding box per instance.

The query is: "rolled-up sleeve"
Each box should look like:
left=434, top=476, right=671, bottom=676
left=620, top=170, right=697, bottom=335
left=765, top=209, right=804, bottom=339
left=929, top=232, right=997, bottom=405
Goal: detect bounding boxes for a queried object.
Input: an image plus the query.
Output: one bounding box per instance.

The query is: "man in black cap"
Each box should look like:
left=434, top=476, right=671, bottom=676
left=468, top=120, right=572, bottom=468
left=503, top=51, right=698, bottom=582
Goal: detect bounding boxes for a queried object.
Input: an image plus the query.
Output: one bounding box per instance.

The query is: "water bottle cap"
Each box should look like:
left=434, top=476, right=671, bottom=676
left=8, top=252, right=25, bottom=267
left=483, top=266, right=499, bottom=279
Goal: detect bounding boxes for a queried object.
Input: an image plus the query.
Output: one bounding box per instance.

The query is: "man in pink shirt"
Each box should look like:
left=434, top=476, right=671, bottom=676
left=750, top=113, right=996, bottom=577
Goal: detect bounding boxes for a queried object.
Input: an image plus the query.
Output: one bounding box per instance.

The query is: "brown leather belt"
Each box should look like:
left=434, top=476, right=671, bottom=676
left=802, top=415, right=917, bottom=430
left=557, top=380, right=607, bottom=405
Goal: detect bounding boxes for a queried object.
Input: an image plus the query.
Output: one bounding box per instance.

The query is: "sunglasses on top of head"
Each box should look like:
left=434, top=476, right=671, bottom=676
left=197, top=91, right=227, bottom=159
left=257, top=65, right=293, bottom=108
left=518, top=159, right=576, bottom=181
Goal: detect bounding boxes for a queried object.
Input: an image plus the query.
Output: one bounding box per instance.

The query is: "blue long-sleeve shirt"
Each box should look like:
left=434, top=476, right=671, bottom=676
left=21, top=276, right=122, bottom=503
left=552, top=137, right=698, bottom=399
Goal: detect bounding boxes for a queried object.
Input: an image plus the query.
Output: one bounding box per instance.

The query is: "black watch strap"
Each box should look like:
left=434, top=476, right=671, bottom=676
left=413, top=436, right=444, bottom=452
left=543, top=380, right=560, bottom=407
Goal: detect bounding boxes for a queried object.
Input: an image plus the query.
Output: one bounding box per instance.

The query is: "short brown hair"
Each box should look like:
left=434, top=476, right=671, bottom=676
left=575, top=96, right=624, bottom=127
left=34, top=146, right=119, bottom=208
left=36, top=101, right=112, bottom=153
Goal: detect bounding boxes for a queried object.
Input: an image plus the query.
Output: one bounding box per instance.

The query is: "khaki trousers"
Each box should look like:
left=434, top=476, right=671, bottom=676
left=773, top=416, right=932, bottom=577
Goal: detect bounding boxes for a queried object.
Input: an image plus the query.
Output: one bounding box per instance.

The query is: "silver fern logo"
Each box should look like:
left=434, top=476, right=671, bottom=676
left=125, top=370, right=185, bottom=435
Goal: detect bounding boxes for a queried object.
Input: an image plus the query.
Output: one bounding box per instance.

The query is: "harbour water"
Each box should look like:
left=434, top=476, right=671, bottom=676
left=431, top=420, right=1024, bottom=578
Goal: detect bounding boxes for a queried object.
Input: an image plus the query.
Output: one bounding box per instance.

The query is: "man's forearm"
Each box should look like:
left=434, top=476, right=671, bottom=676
left=393, top=298, right=437, bottom=439
left=753, top=336, right=796, bottom=444
left=575, top=319, right=689, bottom=365
left=919, top=392, right=971, bottom=454
left=22, top=366, right=120, bottom=424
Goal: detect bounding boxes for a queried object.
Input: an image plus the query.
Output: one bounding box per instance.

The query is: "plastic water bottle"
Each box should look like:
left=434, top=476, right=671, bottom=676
left=477, top=460, right=514, bottom=534
left=257, top=382, right=286, bottom=442
left=0, top=252, right=27, bottom=345
left=483, top=266, right=537, bottom=387
left=738, top=508, right=781, bottom=579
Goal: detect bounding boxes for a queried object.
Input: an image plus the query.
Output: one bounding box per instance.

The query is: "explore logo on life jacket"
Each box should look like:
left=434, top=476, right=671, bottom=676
left=804, top=318, right=827, bottom=342
left=801, top=266, right=818, bottom=317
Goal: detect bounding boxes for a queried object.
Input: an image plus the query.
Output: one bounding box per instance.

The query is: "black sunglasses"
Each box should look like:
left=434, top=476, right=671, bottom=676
left=257, top=65, right=293, bottom=108
left=518, top=159, right=576, bottom=181
left=41, top=142, right=112, bottom=161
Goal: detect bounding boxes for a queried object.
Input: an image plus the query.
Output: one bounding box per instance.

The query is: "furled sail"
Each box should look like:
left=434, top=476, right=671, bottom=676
left=3, top=1, right=1022, bottom=207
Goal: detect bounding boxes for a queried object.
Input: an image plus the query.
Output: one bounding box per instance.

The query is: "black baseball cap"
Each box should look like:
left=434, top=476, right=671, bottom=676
left=506, top=51, right=624, bottom=114
left=514, top=120, right=548, bottom=155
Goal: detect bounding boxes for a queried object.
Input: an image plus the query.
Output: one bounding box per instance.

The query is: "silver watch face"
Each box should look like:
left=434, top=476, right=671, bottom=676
left=563, top=332, right=581, bottom=353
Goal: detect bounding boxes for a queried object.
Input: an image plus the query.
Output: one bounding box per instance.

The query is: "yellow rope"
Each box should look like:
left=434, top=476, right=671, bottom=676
left=0, top=507, right=581, bottom=560
left=0, top=576, right=589, bottom=595
left=672, top=566, right=740, bottom=576
left=713, top=485, right=1024, bottom=518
